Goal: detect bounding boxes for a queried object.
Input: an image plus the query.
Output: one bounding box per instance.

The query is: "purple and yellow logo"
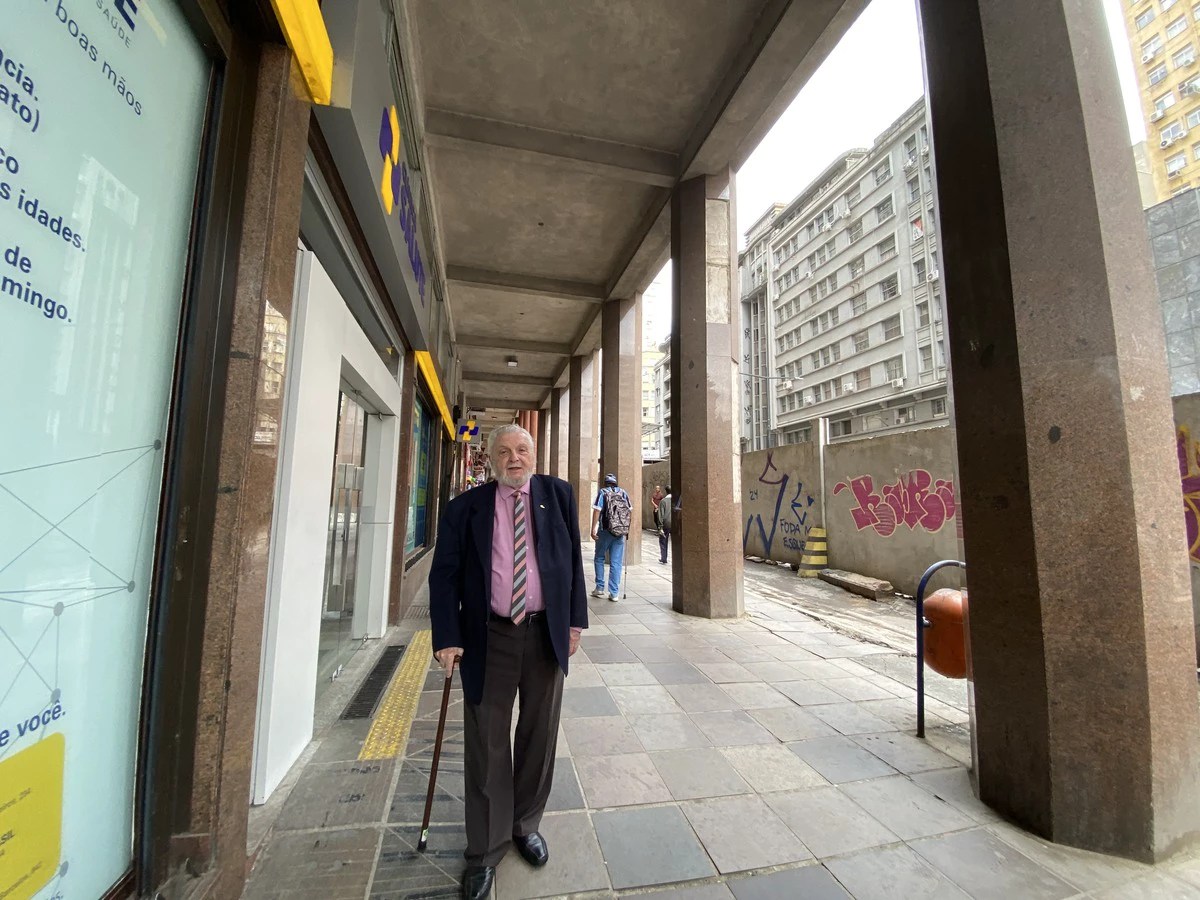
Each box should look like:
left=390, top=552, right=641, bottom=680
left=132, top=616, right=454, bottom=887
left=379, top=105, right=427, bottom=303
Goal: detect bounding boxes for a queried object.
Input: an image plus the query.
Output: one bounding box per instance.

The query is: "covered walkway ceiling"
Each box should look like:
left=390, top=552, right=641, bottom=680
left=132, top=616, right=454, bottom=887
left=400, top=0, right=868, bottom=430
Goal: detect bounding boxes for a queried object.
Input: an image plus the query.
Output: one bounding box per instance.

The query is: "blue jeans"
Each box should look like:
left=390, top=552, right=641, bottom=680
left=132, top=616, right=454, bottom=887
left=594, top=530, right=626, bottom=596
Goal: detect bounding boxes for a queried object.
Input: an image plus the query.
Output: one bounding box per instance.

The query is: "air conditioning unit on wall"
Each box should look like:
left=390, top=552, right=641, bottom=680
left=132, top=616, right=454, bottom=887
left=891, top=378, right=905, bottom=389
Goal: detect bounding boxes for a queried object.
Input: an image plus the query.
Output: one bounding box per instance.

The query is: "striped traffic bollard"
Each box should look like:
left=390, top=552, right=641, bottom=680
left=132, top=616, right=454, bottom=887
left=798, top=527, right=828, bottom=577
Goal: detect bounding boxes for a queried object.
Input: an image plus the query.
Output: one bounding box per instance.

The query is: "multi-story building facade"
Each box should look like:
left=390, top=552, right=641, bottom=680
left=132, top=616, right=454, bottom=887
left=1123, top=0, right=1200, bottom=202
left=652, top=336, right=672, bottom=458
left=740, top=203, right=785, bottom=450
left=642, top=342, right=665, bottom=458
left=770, top=99, right=949, bottom=443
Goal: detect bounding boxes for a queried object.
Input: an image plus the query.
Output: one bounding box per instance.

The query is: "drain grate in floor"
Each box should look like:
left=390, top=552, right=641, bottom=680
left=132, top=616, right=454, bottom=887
left=341, top=644, right=406, bottom=720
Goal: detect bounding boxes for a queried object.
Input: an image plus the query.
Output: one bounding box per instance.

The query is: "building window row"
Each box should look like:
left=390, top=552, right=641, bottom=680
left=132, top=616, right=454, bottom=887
left=809, top=340, right=843, bottom=371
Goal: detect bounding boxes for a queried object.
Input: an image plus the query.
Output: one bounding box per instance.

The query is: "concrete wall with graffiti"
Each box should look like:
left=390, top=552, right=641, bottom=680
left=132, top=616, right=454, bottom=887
left=1172, top=393, right=1200, bottom=658
left=825, top=426, right=962, bottom=595
left=741, top=444, right=822, bottom=565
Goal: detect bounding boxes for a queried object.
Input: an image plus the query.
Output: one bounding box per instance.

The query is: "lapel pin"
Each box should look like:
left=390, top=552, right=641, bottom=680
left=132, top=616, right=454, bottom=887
left=539, top=504, right=546, bottom=509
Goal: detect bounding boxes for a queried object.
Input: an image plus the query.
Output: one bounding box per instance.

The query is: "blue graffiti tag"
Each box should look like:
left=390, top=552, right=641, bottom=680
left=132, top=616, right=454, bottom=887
left=743, top=452, right=816, bottom=556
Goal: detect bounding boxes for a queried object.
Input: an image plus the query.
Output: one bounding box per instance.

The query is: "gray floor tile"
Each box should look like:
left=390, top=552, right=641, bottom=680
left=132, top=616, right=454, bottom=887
left=690, top=710, right=777, bottom=746
left=719, top=682, right=794, bottom=709
left=630, top=713, right=712, bottom=751
left=389, top=759, right=465, bottom=825
left=619, top=885, right=734, bottom=899
left=681, top=794, right=811, bottom=874
left=598, top=662, right=659, bottom=685
left=766, top=644, right=823, bottom=662
left=564, top=663, right=605, bottom=687
left=646, top=661, right=710, bottom=684
left=910, top=768, right=1001, bottom=824
left=545, top=757, right=586, bottom=811
left=741, top=661, right=807, bottom=682
left=629, top=645, right=688, bottom=665
left=244, top=828, right=380, bottom=900
left=984, top=822, right=1151, bottom=893
left=720, top=645, right=776, bottom=663
left=910, top=828, right=1078, bottom=900
left=727, top=864, right=851, bottom=900
left=585, top=644, right=640, bottom=663
left=748, top=706, right=839, bottom=742
left=789, top=660, right=853, bottom=680
left=825, top=844, right=971, bottom=900
left=562, top=715, right=643, bottom=756
left=676, top=646, right=736, bottom=663
left=825, top=676, right=899, bottom=702
left=665, top=682, right=737, bottom=712
left=841, top=775, right=976, bottom=840
left=495, top=810, right=610, bottom=899
left=766, top=786, right=900, bottom=858
left=774, top=680, right=846, bottom=706
left=276, top=758, right=396, bottom=830
left=719, top=744, right=828, bottom=793
left=651, top=747, right=751, bottom=800
left=610, top=684, right=684, bottom=715
left=787, top=736, right=897, bottom=784
left=850, top=731, right=957, bottom=773
left=594, top=805, right=717, bottom=888
left=310, top=721, right=372, bottom=764
left=576, top=752, right=673, bottom=808
left=1088, top=871, right=1200, bottom=898
left=696, top=662, right=760, bottom=683
left=369, top=825, right=464, bottom=900
left=807, top=702, right=897, bottom=735
left=560, top=686, right=620, bottom=718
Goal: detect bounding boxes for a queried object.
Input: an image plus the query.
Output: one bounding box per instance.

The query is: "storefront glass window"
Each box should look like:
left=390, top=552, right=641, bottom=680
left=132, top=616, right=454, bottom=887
left=0, top=4, right=209, bottom=898
left=405, top=400, right=434, bottom=553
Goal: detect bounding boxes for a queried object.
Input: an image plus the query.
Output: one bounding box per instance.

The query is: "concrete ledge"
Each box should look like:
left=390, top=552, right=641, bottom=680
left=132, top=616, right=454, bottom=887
left=819, top=569, right=894, bottom=600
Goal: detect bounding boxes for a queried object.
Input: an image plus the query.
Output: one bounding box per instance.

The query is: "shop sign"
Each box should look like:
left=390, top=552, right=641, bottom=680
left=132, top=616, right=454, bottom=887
left=0, top=3, right=209, bottom=898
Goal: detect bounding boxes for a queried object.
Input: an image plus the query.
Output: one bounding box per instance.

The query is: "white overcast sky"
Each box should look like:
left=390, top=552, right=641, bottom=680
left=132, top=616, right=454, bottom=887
left=642, top=0, right=1145, bottom=347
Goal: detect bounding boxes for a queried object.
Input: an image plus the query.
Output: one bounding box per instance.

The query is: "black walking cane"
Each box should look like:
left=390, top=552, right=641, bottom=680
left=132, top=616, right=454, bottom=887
left=417, top=654, right=458, bottom=852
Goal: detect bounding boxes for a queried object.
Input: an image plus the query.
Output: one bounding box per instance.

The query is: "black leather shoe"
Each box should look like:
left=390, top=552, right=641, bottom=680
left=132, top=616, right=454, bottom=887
left=513, top=831, right=549, bottom=867
left=462, top=865, right=495, bottom=899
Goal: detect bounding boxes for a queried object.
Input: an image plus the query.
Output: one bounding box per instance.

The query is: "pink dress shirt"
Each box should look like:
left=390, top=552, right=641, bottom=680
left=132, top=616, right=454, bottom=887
left=491, top=481, right=545, bottom=617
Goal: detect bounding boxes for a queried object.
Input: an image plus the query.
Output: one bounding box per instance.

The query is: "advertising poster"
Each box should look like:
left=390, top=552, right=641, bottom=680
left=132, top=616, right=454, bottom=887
left=0, top=3, right=209, bottom=898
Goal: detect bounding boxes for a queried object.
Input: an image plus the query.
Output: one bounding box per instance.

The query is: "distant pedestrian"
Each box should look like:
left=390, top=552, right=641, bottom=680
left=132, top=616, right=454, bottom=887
left=656, top=485, right=673, bottom=564
left=650, top=484, right=664, bottom=525
left=591, top=473, right=632, bottom=601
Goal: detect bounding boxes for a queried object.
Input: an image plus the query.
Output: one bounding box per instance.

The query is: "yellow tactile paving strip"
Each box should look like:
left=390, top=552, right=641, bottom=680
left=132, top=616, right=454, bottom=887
left=359, top=629, right=432, bottom=761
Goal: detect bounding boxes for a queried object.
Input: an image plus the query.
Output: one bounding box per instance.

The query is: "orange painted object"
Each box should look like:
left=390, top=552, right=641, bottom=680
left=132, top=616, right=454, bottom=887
left=924, top=588, right=968, bottom=679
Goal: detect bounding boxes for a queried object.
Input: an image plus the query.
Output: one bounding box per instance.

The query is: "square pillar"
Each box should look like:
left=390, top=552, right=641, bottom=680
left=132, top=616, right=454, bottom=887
left=601, top=295, right=644, bottom=564
left=569, top=353, right=600, bottom=538
left=670, top=169, right=744, bottom=618
left=536, top=406, right=549, bottom=474
left=550, top=386, right=568, bottom=478
left=920, top=0, right=1200, bottom=860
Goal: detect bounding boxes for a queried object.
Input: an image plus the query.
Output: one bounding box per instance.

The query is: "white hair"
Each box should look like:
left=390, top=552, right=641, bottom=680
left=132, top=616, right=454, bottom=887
left=487, top=423, right=535, bottom=457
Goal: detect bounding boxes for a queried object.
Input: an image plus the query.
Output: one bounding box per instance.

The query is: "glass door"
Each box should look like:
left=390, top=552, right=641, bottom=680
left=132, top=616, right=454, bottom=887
left=316, top=391, right=369, bottom=699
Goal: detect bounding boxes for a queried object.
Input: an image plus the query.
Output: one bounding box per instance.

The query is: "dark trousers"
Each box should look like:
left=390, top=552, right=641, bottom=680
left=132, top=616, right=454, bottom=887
left=462, top=612, right=563, bottom=867
left=659, top=525, right=671, bottom=563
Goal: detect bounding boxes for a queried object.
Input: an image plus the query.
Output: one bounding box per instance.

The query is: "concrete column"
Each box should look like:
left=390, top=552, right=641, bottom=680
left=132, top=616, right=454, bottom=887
left=536, top=406, right=549, bottom=474
left=670, top=169, right=743, bottom=618
left=601, top=295, right=644, bottom=564
left=549, top=387, right=567, bottom=478
left=920, top=0, right=1200, bottom=860
left=569, top=354, right=600, bottom=538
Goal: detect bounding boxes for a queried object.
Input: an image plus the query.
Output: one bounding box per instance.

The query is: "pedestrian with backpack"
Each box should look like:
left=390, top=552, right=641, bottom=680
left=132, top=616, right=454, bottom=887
left=590, top=473, right=632, bottom=601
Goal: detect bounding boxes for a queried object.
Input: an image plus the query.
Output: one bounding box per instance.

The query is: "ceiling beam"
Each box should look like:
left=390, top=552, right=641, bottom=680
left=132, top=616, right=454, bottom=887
left=467, top=397, right=541, bottom=411
left=456, top=334, right=571, bottom=356
left=426, top=108, right=678, bottom=188
left=463, top=371, right=554, bottom=388
left=446, top=265, right=606, bottom=305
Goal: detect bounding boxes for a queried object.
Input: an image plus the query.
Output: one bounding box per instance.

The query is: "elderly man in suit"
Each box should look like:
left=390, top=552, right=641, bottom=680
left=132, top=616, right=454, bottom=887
left=429, top=423, right=588, bottom=900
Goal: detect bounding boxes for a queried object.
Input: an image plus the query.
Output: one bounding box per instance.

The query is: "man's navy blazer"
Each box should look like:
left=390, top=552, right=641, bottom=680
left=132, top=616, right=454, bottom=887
left=429, top=475, right=588, bottom=705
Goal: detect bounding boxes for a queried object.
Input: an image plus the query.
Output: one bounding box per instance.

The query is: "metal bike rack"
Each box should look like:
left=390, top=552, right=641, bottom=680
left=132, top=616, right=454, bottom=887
left=915, top=559, right=966, bottom=739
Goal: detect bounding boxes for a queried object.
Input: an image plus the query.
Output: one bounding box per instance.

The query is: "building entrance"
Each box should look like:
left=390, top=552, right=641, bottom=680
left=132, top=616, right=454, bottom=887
left=316, top=390, right=369, bottom=698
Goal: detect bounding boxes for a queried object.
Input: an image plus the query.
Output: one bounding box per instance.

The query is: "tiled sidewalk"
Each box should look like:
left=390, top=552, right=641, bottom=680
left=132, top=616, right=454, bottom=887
left=242, top=539, right=1200, bottom=899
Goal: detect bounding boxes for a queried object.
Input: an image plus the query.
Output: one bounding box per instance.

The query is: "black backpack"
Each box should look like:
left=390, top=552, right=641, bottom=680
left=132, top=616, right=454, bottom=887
left=601, top=488, right=632, bottom=537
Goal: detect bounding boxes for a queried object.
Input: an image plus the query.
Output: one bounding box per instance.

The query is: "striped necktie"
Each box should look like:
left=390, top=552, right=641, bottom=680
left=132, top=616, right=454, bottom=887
left=511, top=491, right=527, bottom=624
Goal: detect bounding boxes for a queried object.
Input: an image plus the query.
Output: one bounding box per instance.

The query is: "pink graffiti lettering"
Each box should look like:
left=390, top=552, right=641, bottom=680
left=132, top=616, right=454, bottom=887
left=1177, top=426, right=1200, bottom=562
left=833, top=470, right=957, bottom=537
